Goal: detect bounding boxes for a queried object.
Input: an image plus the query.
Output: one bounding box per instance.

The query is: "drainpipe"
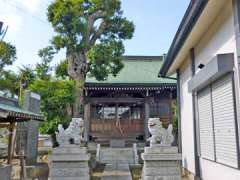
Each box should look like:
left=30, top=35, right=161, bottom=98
left=176, top=69, right=182, bottom=153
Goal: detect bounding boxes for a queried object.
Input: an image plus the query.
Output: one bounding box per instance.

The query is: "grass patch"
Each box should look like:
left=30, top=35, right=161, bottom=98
left=130, top=165, right=142, bottom=180
left=91, top=163, right=105, bottom=180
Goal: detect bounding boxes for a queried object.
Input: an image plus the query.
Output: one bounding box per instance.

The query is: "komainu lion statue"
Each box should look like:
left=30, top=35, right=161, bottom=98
left=148, top=118, right=174, bottom=146
left=56, top=118, right=84, bottom=146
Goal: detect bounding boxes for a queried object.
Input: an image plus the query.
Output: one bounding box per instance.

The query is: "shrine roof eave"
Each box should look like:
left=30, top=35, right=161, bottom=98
left=0, top=103, right=44, bottom=123
left=85, top=83, right=177, bottom=91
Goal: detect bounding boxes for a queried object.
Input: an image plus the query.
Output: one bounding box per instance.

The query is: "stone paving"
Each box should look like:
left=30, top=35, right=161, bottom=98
left=99, top=147, right=134, bottom=180
left=101, top=163, right=132, bottom=180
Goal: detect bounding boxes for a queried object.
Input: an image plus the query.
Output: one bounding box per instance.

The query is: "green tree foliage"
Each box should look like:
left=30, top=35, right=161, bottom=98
left=0, top=41, right=17, bottom=97
left=12, top=47, right=75, bottom=135
left=29, top=79, right=75, bottom=134
left=36, top=46, right=55, bottom=80
left=0, top=41, right=16, bottom=73
left=23, top=47, right=75, bottom=134
left=19, top=65, right=36, bottom=89
left=55, top=59, right=68, bottom=79
left=0, top=71, right=19, bottom=97
left=47, top=0, right=134, bottom=117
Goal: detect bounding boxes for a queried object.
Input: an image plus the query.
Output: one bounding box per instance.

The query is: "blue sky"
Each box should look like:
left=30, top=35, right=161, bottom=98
left=0, top=0, right=189, bottom=71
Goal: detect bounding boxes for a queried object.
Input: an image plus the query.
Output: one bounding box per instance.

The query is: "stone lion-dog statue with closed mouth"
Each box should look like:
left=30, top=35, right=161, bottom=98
left=148, top=118, right=174, bottom=146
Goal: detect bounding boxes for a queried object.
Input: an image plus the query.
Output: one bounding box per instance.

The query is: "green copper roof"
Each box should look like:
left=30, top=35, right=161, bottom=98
left=0, top=103, right=38, bottom=116
left=0, top=96, right=44, bottom=121
left=86, top=56, right=176, bottom=85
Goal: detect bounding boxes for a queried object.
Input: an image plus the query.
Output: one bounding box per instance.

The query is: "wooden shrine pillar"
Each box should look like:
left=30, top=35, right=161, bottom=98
left=144, top=99, right=150, bottom=141
left=84, top=103, right=91, bottom=142
left=7, top=122, right=16, bottom=164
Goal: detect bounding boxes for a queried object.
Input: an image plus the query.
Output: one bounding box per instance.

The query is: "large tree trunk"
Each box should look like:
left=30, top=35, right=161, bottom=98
left=68, top=51, right=88, bottom=118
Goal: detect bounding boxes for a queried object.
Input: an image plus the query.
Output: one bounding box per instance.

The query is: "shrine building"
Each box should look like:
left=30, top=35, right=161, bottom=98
left=83, top=56, right=176, bottom=144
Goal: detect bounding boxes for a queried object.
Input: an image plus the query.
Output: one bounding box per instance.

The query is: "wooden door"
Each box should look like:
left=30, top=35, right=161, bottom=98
left=90, top=104, right=144, bottom=139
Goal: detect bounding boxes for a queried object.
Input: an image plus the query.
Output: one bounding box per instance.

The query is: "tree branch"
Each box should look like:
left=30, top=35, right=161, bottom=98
left=88, top=10, right=106, bottom=27
left=89, top=21, right=107, bottom=46
left=85, top=10, right=107, bottom=46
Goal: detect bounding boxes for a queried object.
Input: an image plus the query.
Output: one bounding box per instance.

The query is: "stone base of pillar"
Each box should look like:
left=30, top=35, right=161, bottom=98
left=141, top=145, right=181, bottom=180
left=49, top=145, right=91, bottom=180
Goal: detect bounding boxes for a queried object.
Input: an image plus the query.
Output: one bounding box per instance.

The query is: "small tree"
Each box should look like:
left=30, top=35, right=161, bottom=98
left=0, top=41, right=16, bottom=74
left=28, top=47, right=75, bottom=135
left=47, top=0, right=134, bottom=117
left=29, top=79, right=75, bottom=135
left=36, top=46, right=55, bottom=80
left=0, top=70, right=19, bottom=97
left=0, top=41, right=17, bottom=97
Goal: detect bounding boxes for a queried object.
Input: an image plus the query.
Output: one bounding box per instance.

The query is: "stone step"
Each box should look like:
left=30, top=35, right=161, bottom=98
left=100, top=155, right=134, bottom=159
left=101, top=163, right=132, bottom=180
left=51, top=162, right=88, bottom=169
left=50, top=167, right=89, bottom=177
left=49, top=154, right=90, bottom=162
left=50, top=176, right=90, bottom=180
left=142, top=175, right=181, bottom=180
left=142, top=166, right=181, bottom=176
left=100, top=149, right=134, bottom=155
left=98, top=148, right=136, bottom=164
left=101, top=160, right=135, bottom=165
left=144, top=161, right=181, bottom=167
left=94, top=138, right=140, bottom=146
left=52, top=147, right=87, bottom=154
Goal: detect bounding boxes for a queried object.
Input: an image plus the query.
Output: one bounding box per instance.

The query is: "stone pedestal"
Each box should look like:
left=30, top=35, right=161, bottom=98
left=49, top=145, right=90, bottom=180
left=0, top=165, right=11, bottom=180
left=141, top=146, right=181, bottom=180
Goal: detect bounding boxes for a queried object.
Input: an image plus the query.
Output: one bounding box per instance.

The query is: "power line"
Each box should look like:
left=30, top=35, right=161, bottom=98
left=2, top=0, right=49, bottom=25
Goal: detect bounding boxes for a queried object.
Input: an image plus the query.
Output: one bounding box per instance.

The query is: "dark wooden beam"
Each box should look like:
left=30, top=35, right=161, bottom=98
left=0, top=123, right=10, bottom=128
left=87, top=97, right=144, bottom=104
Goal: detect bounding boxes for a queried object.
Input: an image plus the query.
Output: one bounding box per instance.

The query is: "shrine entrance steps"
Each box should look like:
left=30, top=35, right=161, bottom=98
left=98, top=148, right=136, bottom=164
left=101, top=163, right=132, bottom=180
left=97, top=147, right=139, bottom=180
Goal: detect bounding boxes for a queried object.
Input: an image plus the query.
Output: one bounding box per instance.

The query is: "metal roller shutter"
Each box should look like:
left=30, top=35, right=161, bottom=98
left=197, top=87, right=215, bottom=160
left=212, top=74, right=238, bottom=168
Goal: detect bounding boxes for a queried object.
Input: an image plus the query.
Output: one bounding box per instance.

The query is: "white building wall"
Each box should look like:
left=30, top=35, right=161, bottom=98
left=200, top=158, right=240, bottom=180
left=179, top=2, right=240, bottom=180
left=179, top=60, right=196, bottom=175
left=194, top=2, right=236, bottom=72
